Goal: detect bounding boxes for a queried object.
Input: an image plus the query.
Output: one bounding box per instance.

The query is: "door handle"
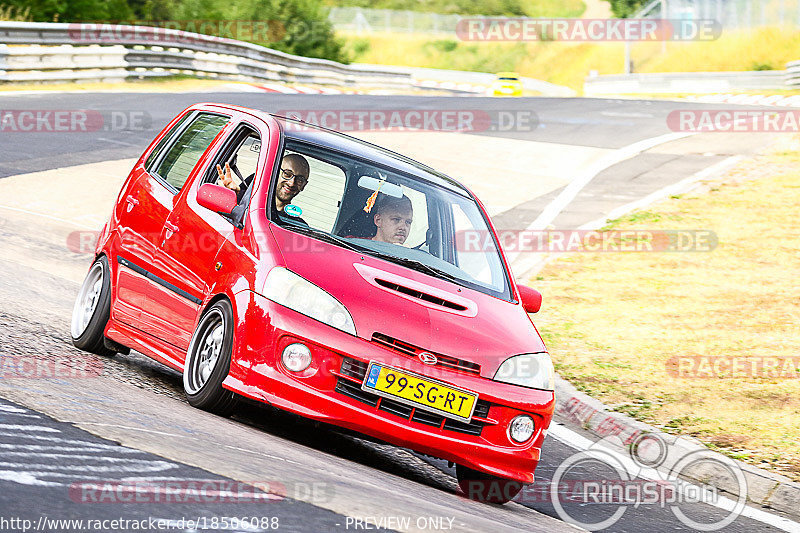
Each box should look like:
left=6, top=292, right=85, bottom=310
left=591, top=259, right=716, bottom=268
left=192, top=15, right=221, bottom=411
left=164, top=221, right=180, bottom=233
left=125, top=195, right=139, bottom=212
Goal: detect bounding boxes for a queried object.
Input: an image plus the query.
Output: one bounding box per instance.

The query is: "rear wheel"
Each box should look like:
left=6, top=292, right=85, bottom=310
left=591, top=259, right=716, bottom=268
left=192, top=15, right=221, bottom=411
left=71, top=256, right=115, bottom=356
left=183, top=299, right=238, bottom=416
left=456, top=464, right=524, bottom=504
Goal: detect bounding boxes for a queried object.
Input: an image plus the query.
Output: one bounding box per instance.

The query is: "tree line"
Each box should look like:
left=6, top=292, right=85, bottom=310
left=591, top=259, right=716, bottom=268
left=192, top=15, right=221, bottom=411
left=1, top=0, right=348, bottom=62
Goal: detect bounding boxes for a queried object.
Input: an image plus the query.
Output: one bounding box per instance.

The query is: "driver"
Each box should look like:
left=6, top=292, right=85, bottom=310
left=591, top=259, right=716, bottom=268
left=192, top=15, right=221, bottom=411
left=218, top=153, right=310, bottom=224
left=371, top=195, right=413, bottom=245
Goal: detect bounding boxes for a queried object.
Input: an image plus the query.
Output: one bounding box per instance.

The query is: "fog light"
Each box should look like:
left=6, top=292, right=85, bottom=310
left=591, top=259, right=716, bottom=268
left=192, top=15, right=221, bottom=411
left=509, top=415, right=534, bottom=443
left=282, top=343, right=311, bottom=372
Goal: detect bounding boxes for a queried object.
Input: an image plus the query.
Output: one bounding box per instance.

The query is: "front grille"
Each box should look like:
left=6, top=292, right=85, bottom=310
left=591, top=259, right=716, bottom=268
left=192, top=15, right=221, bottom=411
left=379, top=398, right=414, bottom=418
left=443, top=418, right=484, bottom=436
left=341, top=357, right=368, bottom=380
left=335, top=359, right=491, bottom=437
left=371, top=333, right=481, bottom=375
left=334, top=377, right=378, bottom=406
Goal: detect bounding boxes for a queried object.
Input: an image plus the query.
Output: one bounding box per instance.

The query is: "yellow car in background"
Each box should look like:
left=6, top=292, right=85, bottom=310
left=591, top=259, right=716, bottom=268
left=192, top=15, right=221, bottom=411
left=490, top=72, right=523, bottom=96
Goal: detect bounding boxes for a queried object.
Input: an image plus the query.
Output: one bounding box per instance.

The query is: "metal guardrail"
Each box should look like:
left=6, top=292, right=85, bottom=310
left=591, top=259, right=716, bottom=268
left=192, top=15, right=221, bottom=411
left=0, top=22, right=413, bottom=87
left=584, top=67, right=796, bottom=95
left=787, top=60, right=800, bottom=87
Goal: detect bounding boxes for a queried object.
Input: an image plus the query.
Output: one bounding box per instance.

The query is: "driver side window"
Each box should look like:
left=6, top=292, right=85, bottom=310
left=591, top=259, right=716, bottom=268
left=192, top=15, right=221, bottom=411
left=204, top=126, right=261, bottom=204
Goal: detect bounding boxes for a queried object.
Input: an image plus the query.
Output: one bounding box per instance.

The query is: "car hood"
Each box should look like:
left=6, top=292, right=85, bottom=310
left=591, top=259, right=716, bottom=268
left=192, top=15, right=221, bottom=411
left=270, top=227, right=546, bottom=377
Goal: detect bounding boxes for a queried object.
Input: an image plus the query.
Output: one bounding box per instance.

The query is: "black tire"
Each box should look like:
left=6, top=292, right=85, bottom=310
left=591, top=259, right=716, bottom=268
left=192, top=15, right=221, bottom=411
left=183, top=299, right=238, bottom=416
left=456, top=464, right=524, bottom=504
left=71, top=256, right=115, bottom=357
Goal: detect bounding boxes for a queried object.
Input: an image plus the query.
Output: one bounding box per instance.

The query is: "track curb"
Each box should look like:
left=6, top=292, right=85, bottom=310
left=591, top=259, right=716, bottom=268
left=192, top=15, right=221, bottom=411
left=552, top=374, right=800, bottom=521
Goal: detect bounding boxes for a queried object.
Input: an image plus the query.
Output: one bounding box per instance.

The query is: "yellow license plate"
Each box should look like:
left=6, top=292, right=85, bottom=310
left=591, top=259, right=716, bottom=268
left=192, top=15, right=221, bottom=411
left=362, top=362, right=478, bottom=423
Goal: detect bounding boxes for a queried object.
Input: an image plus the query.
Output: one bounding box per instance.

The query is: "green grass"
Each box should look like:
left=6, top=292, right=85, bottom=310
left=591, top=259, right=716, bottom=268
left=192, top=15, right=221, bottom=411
left=533, top=137, right=800, bottom=481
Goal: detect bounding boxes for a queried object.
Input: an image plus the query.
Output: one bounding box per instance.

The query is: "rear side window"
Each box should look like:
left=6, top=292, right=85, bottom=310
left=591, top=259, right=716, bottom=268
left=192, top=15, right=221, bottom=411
left=153, top=113, right=228, bottom=192
left=145, top=112, right=192, bottom=170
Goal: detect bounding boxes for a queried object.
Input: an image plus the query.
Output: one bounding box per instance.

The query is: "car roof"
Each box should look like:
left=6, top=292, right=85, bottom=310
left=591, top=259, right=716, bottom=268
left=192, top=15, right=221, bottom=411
left=200, top=103, right=471, bottom=197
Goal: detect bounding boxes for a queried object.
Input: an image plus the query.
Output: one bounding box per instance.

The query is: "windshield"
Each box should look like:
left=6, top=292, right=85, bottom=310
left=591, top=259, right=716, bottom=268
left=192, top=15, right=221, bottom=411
left=269, top=140, right=512, bottom=300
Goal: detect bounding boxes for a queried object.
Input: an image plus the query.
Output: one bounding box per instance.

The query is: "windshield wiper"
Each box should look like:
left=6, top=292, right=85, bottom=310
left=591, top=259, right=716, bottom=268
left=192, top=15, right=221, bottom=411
left=367, top=250, right=460, bottom=283
left=279, top=220, right=364, bottom=253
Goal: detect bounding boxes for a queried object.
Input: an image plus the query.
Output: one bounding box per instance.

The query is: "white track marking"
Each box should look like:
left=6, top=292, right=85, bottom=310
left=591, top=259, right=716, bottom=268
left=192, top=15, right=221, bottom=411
left=0, top=444, right=142, bottom=453
left=0, top=462, right=179, bottom=473
left=524, top=132, right=694, bottom=233
left=0, top=471, right=61, bottom=487
left=0, top=424, right=59, bottom=432
left=0, top=433, right=124, bottom=445
left=577, top=155, right=743, bottom=231
left=0, top=452, right=165, bottom=461
left=548, top=423, right=800, bottom=532
left=0, top=405, right=28, bottom=413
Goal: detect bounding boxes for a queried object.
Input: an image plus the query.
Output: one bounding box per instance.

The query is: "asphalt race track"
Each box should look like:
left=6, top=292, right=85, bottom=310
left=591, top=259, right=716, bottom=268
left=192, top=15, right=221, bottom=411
left=0, top=91, right=794, bottom=533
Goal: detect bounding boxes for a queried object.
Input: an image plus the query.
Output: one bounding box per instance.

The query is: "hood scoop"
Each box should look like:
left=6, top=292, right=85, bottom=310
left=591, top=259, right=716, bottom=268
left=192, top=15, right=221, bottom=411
left=354, top=262, right=478, bottom=317
left=374, top=278, right=466, bottom=311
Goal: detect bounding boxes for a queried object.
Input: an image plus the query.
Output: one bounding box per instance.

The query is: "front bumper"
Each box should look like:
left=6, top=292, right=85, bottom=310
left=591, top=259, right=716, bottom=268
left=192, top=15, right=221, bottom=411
left=224, top=290, right=554, bottom=483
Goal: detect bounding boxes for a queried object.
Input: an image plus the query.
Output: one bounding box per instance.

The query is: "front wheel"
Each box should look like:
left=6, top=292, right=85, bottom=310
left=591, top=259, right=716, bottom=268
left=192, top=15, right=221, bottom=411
left=71, top=256, right=114, bottom=356
left=456, top=464, right=524, bottom=504
left=183, top=299, right=238, bottom=416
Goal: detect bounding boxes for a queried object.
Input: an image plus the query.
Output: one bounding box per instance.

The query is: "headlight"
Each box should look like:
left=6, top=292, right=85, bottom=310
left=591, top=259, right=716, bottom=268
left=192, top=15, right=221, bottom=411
left=493, top=353, right=554, bottom=390
left=263, top=267, right=356, bottom=335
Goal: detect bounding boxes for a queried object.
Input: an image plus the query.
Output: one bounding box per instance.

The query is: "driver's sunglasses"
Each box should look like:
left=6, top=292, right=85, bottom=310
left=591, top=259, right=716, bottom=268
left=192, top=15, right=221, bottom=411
left=280, top=168, right=308, bottom=186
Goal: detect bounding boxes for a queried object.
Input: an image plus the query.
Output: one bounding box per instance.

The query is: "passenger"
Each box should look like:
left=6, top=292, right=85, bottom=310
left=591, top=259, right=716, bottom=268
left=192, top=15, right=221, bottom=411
left=371, top=195, right=413, bottom=245
left=218, top=153, right=310, bottom=224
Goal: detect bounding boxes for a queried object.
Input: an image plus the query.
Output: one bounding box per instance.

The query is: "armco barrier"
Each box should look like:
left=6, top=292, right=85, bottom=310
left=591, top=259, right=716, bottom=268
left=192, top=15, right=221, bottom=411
left=0, top=22, right=412, bottom=87
left=584, top=68, right=794, bottom=95
left=787, top=60, right=800, bottom=87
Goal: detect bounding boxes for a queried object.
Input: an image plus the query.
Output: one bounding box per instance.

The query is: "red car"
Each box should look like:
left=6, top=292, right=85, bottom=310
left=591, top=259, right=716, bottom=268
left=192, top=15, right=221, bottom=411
left=70, top=103, right=554, bottom=504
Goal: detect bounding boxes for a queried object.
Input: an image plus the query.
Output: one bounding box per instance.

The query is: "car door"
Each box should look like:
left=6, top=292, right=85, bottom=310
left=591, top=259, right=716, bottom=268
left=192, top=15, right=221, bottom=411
left=149, top=120, right=263, bottom=352
left=135, top=112, right=232, bottom=347
left=112, top=111, right=194, bottom=329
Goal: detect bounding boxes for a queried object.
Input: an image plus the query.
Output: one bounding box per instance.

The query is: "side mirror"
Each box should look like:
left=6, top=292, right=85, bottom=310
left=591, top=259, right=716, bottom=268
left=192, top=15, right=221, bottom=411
left=517, top=285, right=542, bottom=314
left=197, top=183, right=237, bottom=215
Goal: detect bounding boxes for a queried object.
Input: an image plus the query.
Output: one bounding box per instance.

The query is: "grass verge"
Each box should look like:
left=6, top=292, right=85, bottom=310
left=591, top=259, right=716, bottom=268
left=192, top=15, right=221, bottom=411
left=343, top=26, right=800, bottom=92
left=532, top=135, right=800, bottom=481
